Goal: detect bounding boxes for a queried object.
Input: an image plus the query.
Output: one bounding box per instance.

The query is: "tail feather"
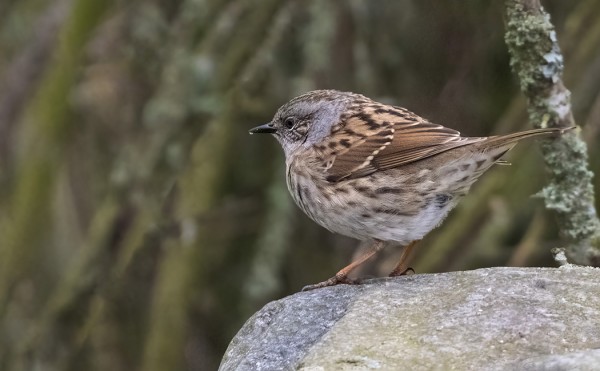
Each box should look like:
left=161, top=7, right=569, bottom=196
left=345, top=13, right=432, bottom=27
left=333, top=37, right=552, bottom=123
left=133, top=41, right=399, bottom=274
left=447, top=126, right=574, bottom=192
left=479, top=126, right=573, bottom=151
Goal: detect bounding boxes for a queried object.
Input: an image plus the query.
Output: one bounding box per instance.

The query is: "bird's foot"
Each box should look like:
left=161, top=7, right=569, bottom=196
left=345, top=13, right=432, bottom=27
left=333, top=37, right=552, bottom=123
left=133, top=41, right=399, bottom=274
left=301, top=275, right=361, bottom=291
left=388, top=267, right=415, bottom=277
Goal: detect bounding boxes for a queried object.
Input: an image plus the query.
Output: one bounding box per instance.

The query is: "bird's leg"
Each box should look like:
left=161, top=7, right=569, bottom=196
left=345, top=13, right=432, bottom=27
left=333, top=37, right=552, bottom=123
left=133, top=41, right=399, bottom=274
left=302, top=240, right=385, bottom=291
left=388, top=240, right=419, bottom=277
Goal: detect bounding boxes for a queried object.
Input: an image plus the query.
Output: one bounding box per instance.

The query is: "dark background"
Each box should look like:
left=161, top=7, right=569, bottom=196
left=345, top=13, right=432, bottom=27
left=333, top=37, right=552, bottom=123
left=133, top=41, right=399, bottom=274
left=0, top=0, right=598, bottom=370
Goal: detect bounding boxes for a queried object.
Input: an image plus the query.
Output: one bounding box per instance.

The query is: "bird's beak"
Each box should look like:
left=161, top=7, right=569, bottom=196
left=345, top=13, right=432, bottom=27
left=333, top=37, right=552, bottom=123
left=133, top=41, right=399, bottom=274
left=249, top=123, right=276, bottom=134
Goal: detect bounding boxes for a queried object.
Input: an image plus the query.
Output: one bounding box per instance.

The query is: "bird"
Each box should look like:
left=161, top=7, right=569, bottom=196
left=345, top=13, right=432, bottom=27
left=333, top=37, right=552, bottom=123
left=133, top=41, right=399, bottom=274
left=249, top=89, right=571, bottom=291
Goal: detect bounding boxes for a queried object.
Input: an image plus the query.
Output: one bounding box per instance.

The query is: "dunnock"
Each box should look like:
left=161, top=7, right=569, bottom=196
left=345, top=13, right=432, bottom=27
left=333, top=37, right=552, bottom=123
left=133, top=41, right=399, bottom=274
left=250, top=90, right=570, bottom=290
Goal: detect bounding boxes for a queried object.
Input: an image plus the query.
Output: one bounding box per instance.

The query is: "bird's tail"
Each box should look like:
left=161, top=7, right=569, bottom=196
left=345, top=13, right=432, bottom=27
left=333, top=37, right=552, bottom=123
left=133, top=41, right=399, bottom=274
left=479, top=126, right=574, bottom=152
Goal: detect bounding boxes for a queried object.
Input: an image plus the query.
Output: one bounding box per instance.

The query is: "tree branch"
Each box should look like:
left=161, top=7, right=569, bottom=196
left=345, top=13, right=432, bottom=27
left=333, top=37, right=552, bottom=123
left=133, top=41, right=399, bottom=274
left=504, top=0, right=600, bottom=265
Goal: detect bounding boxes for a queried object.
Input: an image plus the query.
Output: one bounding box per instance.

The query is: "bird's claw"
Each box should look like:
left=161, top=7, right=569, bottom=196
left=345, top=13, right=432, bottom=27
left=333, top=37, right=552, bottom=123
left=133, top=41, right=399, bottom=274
left=301, top=275, right=360, bottom=291
left=389, top=266, right=415, bottom=277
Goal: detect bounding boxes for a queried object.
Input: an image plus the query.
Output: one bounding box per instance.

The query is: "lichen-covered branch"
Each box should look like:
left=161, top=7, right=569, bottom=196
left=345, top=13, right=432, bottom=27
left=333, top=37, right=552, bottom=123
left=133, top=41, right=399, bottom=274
left=504, top=0, right=600, bottom=265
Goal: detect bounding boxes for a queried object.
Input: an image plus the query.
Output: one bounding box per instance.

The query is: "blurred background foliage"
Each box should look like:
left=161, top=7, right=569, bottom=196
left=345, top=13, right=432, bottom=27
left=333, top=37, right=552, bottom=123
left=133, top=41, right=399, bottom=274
left=0, top=0, right=599, bottom=369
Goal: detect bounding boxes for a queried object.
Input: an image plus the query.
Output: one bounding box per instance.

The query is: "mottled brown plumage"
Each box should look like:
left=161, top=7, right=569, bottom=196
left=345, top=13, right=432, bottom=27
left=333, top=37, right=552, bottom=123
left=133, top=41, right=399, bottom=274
left=250, top=90, right=571, bottom=290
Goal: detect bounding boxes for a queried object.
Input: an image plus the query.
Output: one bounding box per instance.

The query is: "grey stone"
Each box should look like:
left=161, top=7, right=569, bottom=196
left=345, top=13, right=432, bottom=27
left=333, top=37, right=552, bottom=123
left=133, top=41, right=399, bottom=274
left=220, top=266, right=600, bottom=371
left=513, top=349, right=600, bottom=371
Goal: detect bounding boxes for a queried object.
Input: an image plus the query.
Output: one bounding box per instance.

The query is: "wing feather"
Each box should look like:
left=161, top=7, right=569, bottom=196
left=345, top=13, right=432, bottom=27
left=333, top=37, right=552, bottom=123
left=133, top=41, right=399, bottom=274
left=325, top=105, right=484, bottom=182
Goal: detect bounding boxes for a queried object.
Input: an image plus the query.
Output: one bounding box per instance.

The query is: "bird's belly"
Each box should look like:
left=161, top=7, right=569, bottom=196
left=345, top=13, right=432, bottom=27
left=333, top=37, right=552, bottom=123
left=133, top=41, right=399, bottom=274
left=356, top=201, right=452, bottom=243
left=319, top=195, right=454, bottom=244
left=287, top=170, right=457, bottom=245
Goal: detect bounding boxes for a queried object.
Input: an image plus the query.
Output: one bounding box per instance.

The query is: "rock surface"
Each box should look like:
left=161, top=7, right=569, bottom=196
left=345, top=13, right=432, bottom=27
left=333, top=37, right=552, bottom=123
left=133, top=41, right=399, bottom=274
left=220, top=266, right=600, bottom=370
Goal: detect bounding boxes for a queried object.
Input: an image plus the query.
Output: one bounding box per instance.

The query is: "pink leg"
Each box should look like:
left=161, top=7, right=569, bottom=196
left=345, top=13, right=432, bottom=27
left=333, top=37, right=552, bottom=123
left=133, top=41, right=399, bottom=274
left=302, top=240, right=385, bottom=291
left=388, top=240, right=419, bottom=277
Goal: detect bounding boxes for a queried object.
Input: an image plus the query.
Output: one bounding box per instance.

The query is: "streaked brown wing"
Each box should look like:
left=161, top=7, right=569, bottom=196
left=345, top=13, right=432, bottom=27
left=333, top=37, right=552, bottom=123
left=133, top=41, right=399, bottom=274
left=325, top=106, right=484, bottom=182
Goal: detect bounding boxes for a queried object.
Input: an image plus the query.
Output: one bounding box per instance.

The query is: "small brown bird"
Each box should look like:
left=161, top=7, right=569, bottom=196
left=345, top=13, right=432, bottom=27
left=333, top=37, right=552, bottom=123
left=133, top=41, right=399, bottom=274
left=250, top=90, right=569, bottom=290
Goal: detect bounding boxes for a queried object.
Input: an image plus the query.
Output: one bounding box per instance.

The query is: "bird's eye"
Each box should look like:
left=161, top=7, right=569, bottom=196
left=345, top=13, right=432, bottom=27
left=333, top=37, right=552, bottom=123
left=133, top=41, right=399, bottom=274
left=283, top=117, right=295, bottom=129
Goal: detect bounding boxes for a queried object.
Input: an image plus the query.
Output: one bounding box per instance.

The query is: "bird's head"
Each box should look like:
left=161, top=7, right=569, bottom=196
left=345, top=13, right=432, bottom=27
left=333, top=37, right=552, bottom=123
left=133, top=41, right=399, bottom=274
left=249, top=90, right=363, bottom=157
